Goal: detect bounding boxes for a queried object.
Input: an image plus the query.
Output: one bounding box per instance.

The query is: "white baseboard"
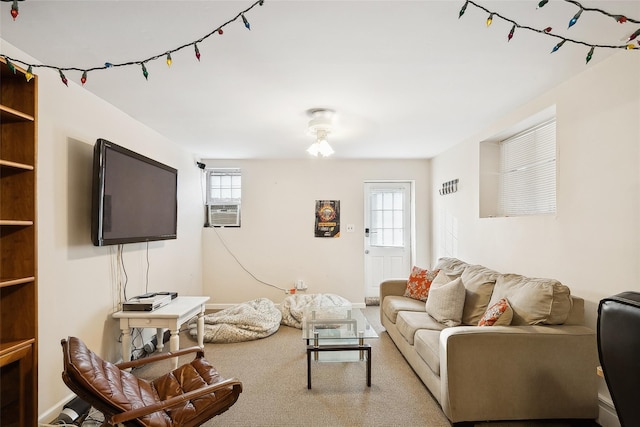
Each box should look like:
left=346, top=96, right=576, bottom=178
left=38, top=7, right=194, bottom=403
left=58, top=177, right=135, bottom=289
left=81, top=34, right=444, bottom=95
left=597, top=393, right=620, bottom=427
left=38, top=393, right=75, bottom=426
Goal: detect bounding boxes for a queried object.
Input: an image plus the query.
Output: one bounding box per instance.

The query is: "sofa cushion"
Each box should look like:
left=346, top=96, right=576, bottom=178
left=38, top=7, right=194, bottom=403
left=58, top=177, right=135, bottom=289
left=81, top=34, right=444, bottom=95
left=478, top=297, right=513, bottom=326
left=460, top=264, right=499, bottom=325
left=425, top=277, right=466, bottom=327
left=397, top=311, right=446, bottom=345
left=432, top=270, right=453, bottom=286
left=403, top=266, right=440, bottom=301
left=488, top=274, right=572, bottom=325
left=434, top=257, right=468, bottom=277
left=414, top=329, right=441, bottom=376
left=382, top=295, right=426, bottom=324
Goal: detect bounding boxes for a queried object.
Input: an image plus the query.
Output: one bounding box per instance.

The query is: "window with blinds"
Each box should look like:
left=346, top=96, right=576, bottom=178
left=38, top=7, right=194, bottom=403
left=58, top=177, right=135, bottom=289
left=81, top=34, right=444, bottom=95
left=499, top=120, right=556, bottom=216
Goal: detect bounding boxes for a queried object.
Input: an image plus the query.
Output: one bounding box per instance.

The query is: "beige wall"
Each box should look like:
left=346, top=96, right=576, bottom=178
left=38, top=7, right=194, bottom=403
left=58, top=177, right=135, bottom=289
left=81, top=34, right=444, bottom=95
left=0, top=41, right=206, bottom=421
left=431, top=51, right=639, bottom=427
left=201, top=159, right=431, bottom=305
left=9, top=35, right=635, bottom=425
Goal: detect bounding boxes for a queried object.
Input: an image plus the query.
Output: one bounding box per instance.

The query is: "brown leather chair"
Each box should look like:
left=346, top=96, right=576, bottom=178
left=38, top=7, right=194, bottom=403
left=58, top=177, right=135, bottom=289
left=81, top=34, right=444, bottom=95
left=597, top=292, right=640, bottom=427
left=61, top=337, right=242, bottom=426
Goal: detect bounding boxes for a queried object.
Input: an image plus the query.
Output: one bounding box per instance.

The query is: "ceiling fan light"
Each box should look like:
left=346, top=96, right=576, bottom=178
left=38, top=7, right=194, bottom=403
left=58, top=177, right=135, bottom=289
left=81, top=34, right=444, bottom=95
left=306, top=138, right=334, bottom=157
left=306, top=108, right=336, bottom=157
left=307, top=142, right=321, bottom=156
left=317, top=139, right=334, bottom=156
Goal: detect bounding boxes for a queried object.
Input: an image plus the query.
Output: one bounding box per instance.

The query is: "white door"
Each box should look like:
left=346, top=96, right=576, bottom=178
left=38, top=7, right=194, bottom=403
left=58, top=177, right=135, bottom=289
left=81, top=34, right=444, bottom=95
left=364, top=182, right=413, bottom=298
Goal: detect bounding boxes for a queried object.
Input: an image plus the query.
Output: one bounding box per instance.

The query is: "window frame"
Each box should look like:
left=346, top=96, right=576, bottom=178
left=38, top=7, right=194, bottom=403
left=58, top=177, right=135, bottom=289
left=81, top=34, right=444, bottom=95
left=369, top=187, right=406, bottom=247
left=206, top=168, right=242, bottom=206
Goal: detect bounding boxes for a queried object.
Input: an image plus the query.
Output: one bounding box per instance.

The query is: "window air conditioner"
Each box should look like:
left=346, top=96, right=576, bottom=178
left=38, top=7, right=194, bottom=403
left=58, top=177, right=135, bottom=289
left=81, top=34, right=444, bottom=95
left=208, top=204, right=241, bottom=227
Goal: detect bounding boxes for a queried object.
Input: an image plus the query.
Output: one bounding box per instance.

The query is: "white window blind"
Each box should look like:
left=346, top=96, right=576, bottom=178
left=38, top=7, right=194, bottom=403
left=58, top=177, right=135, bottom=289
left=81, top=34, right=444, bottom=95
left=206, top=168, right=242, bottom=205
left=499, top=120, right=556, bottom=216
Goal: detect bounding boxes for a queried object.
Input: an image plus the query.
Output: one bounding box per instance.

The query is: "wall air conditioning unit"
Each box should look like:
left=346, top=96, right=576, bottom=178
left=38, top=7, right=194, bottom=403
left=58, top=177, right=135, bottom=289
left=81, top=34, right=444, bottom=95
left=208, top=204, right=241, bottom=227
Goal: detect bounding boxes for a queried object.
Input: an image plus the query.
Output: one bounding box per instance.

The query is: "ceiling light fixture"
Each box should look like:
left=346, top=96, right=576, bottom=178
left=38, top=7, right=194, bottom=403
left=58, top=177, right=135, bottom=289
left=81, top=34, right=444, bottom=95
left=306, top=108, right=335, bottom=157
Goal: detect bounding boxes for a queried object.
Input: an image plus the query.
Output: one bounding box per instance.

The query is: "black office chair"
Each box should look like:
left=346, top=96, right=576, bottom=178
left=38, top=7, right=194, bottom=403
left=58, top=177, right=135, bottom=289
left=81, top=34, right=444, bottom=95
left=597, top=292, right=640, bottom=427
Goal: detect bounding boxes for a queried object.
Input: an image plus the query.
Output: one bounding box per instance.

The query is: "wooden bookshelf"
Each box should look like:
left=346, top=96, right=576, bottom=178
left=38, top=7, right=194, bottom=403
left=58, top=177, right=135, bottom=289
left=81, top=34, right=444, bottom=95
left=0, top=57, right=38, bottom=426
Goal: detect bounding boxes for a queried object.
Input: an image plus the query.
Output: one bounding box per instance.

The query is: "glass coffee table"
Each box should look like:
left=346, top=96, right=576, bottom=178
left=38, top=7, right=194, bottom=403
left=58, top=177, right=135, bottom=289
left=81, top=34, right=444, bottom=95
left=302, top=306, right=378, bottom=389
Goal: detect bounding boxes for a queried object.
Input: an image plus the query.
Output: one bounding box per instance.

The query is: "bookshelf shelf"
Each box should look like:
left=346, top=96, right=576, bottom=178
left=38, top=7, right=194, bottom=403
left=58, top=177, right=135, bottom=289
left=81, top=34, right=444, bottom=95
left=0, top=57, right=38, bottom=426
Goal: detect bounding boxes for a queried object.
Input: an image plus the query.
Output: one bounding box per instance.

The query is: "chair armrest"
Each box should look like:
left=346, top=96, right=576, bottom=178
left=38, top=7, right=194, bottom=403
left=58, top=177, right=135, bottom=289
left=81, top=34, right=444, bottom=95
left=110, top=377, right=243, bottom=424
left=115, top=346, right=203, bottom=370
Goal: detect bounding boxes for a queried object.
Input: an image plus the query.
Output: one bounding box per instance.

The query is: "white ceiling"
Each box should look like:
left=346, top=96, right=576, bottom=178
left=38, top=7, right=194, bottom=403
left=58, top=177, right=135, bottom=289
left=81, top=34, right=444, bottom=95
left=1, top=1, right=638, bottom=159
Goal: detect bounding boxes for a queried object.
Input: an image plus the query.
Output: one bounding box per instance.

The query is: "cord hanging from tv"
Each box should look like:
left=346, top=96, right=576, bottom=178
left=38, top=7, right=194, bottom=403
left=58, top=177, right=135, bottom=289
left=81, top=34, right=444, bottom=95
left=91, top=138, right=178, bottom=246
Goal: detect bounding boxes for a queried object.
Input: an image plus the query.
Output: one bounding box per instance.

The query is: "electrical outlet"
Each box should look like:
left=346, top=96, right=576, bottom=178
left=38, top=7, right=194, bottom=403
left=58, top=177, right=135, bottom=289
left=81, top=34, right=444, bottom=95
left=346, top=224, right=355, bottom=232
left=295, top=280, right=307, bottom=290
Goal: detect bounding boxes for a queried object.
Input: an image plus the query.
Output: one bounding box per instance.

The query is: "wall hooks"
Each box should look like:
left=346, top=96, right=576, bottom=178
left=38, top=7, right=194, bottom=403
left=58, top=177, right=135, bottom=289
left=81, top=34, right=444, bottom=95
left=439, top=179, right=459, bottom=195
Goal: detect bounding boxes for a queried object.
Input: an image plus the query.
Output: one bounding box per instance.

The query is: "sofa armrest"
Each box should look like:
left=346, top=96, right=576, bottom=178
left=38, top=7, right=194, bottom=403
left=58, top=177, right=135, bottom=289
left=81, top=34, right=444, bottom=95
left=379, top=279, right=407, bottom=325
left=379, top=279, right=406, bottom=302
left=439, top=325, right=598, bottom=423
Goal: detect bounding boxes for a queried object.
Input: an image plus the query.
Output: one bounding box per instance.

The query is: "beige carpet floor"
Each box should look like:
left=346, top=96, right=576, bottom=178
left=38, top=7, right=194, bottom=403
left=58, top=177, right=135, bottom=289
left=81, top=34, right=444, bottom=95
left=128, top=306, right=598, bottom=427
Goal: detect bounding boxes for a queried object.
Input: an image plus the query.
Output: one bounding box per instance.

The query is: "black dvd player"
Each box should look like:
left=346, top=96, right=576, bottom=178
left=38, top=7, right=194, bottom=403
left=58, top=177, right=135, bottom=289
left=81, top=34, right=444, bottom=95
left=134, top=291, right=178, bottom=300
left=122, top=292, right=178, bottom=312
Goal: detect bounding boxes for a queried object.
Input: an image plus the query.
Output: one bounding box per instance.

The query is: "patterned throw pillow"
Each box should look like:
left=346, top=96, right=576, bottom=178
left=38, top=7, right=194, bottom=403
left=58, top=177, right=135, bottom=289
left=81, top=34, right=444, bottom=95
left=403, top=266, right=440, bottom=301
left=478, top=297, right=513, bottom=326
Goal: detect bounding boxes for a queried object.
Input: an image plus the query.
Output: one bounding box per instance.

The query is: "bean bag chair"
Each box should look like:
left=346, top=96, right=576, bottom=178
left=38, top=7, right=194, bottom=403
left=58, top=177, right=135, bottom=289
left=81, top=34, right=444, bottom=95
left=188, top=298, right=281, bottom=343
left=279, top=293, right=351, bottom=329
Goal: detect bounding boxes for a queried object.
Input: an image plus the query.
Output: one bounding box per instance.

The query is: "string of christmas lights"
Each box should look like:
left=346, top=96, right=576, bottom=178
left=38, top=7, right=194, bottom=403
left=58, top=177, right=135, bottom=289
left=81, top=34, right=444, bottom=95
left=557, top=0, right=640, bottom=25
left=3, top=0, right=638, bottom=84
left=0, top=0, right=23, bottom=20
left=1, top=0, right=264, bottom=85
left=459, top=0, right=640, bottom=64
left=9, top=0, right=19, bottom=20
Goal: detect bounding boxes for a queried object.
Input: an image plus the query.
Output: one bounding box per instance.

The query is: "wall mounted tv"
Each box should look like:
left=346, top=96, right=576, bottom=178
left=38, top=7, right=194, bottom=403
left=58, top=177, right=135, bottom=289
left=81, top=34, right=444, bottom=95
left=91, top=138, right=178, bottom=246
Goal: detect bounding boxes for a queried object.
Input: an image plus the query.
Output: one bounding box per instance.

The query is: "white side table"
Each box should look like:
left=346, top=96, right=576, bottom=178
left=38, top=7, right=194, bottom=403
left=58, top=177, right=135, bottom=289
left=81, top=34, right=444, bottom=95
left=112, top=296, right=210, bottom=368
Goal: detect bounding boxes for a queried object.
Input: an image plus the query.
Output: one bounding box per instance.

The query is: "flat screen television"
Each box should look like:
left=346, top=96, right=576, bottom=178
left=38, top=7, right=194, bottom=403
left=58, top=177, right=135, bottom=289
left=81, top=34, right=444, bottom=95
left=91, top=138, right=178, bottom=246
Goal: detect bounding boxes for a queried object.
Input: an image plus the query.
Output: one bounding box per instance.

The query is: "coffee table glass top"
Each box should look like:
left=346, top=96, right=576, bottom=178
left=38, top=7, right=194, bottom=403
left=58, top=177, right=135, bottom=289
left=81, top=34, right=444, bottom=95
left=302, top=306, right=378, bottom=340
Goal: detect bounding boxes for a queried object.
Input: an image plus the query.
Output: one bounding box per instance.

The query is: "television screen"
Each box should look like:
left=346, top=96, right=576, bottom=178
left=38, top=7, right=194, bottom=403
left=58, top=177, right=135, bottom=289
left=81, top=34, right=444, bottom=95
left=91, top=138, right=178, bottom=246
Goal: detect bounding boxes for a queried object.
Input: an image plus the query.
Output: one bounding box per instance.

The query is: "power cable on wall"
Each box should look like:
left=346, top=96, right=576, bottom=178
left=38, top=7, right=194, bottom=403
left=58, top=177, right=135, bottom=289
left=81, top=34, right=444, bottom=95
left=118, top=244, right=129, bottom=301
left=199, top=161, right=288, bottom=293
left=109, top=245, right=119, bottom=313
left=145, top=241, right=150, bottom=294
left=211, top=226, right=288, bottom=293
left=109, top=244, right=129, bottom=309
left=107, top=244, right=144, bottom=357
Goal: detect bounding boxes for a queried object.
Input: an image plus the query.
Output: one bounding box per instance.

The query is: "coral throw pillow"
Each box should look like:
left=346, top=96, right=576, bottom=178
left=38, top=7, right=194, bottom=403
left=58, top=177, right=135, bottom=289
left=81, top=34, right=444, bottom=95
left=478, top=297, right=513, bottom=326
left=403, top=266, right=440, bottom=301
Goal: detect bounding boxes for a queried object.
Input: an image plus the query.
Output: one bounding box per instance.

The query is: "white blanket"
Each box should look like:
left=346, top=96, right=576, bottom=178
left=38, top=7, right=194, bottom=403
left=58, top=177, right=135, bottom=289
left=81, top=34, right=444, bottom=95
left=279, top=293, right=351, bottom=329
left=189, top=298, right=282, bottom=343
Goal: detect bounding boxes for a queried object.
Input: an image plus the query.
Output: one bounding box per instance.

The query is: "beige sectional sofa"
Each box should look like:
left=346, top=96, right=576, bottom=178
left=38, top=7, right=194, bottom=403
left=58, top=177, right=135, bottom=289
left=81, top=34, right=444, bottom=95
left=380, top=257, right=598, bottom=425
